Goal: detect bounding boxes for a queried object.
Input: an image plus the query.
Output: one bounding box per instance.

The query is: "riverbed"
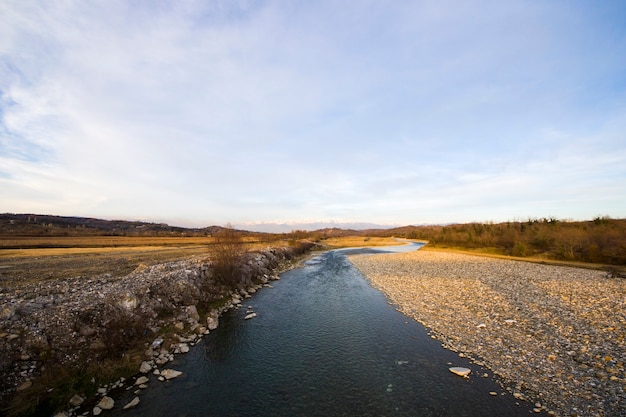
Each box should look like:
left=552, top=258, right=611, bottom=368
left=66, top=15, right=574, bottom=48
left=108, top=246, right=540, bottom=417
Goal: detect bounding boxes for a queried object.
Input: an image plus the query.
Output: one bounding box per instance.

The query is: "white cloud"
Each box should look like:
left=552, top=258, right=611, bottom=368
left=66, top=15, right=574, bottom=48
left=1, top=0, right=625, bottom=227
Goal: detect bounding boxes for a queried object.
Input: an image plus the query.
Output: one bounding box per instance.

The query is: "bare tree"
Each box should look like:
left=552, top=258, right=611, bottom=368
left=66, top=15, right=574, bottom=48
left=211, top=223, right=246, bottom=288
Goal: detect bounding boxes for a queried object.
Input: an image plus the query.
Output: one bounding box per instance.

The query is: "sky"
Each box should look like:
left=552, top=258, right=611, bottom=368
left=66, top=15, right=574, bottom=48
left=1, top=1, right=625, bottom=231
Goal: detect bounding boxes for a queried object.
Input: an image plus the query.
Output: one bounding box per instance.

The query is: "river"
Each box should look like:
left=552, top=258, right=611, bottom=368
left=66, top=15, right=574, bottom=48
left=112, top=244, right=536, bottom=416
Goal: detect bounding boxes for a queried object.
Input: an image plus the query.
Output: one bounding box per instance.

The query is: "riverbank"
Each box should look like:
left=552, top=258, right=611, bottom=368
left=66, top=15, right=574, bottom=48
left=348, top=249, right=625, bottom=417
left=0, top=246, right=307, bottom=416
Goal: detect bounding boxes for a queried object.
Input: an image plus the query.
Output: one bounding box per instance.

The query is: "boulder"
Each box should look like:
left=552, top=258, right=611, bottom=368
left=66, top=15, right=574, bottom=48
left=69, top=394, right=85, bottom=407
left=449, top=367, right=471, bottom=377
left=206, top=311, right=219, bottom=330
left=123, top=396, right=140, bottom=409
left=186, top=305, right=200, bottom=322
left=97, top=396, right=114, bottom=410
left=244, top=313, right=257, bottom=320
left=139, top=361, right=152, bottom=373
left=160, top=369, right=182, bottom=380
left=135, top=376, right=149, bottom=385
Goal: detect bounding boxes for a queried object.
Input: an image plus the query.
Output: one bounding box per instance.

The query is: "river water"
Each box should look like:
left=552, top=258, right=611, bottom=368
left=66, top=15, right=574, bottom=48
left=113, top=244, right=536, bottom=416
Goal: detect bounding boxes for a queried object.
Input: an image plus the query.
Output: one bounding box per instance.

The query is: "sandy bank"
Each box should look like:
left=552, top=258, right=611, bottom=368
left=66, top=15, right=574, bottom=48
left=349, top=249, right=625, bottom=417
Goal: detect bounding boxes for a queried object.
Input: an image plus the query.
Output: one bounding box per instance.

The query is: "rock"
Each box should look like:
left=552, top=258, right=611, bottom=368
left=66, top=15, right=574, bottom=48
left=93, top=406, right=102, bottom=416
left=151, top=338, right=164, bottom=349
left=194, top=326, right=207, bottom=335
left=449, top=367, right=471, bottom=377
left=231, top=297, right=242, bottom=305
left=489, top=391, right=498, bottom=396
left=244, top=312, right=257, bottom=320
left=186, top=305, right=200, bottom=322
left=0, top=305, right=15, bottom=320
left=476, top=323, right=486, bottom=329
left=139, top=361, right=152, bottom=373
left=179, top=343, right=190, bottom=353
left=119, top=293, right=138, bottom=311
left=54, top=412, right=69, bottom=417
left=123, top=396, right=140, bottom=409
left=160, top=369, right=182, bottom=380
left=97, top=396, right=114, bottom=410
left=135, top=376, right=149, bottom=385
left=206, top=311, right=219, bottom=330
left=69, top=393, right=85, bottom=407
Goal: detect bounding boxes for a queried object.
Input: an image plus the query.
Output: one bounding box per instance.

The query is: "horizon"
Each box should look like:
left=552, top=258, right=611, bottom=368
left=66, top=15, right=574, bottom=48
left=2, top=211, right=620, bottom=234
left=1, top=1, right=625, bottom=225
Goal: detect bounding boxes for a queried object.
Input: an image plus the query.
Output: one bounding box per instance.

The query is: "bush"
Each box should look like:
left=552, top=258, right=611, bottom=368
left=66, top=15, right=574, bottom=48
left=210, top=224, right=246, bottom=288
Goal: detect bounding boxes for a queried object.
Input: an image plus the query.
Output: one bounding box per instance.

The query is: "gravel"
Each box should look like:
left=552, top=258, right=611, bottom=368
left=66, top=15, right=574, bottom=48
left=349, top=249, right=626, bottom=417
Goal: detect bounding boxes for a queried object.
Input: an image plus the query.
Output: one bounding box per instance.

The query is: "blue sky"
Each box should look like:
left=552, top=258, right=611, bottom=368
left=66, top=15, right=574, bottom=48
left=1, top=1, right=625, bottom=231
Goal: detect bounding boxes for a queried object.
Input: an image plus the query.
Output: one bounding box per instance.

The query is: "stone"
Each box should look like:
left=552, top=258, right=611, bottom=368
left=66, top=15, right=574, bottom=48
left=206, top=312, right=219, bottom=330
left=449, top=367, right=471, bottom=377
left=160, top=369, right=182, bottom=380
left=69, top=393, right=85, bottom=407
left=53, top=412, right=69, bottom=417
left=135, top=376, right=149, bottom=385
left=93, top=406, right=102, bottom=416
left=187, top=305, right=200, bottom=322
left=97, top=396, right=114, bottom=410
left=123, top=396, right=140, bottom=409
left=119, top=293, right=138, bottom=311
left=179, top=343, right=190, bottom=353
left=244, top=312, right=257, bottom=320
left=139, top=361, right=152, bottom=373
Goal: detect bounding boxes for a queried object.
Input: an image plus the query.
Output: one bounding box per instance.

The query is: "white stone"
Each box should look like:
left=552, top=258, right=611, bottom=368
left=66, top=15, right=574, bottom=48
left=69, top=394, right=85, bottom=407
left=139, top=361, right=152, bottom=373
left=97, top=396, right=114, bottom=410
left=123, top=397, right=140, bottom=409
left=206, top=312, right=219, bottom=330
left=93, top=406, right=102, bottom=416
left=244, top=312, right=257, bottom=320
left=449, top=367, right=471, bottom=377
left=179, top=343, right=190, bottom=353
left=135, top=376, right=149, bottom=385
left=161, top=369, right=182, bottom=380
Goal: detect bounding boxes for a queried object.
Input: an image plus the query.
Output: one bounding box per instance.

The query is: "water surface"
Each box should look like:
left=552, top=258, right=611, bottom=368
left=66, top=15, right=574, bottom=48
left=113, top=246, right=535, bottom=416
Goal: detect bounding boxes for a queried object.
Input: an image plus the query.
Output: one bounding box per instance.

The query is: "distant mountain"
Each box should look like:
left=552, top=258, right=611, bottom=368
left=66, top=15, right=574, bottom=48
left=0, top=213, right=229, bottom=236
left=238, top=221, right=399, bottom=233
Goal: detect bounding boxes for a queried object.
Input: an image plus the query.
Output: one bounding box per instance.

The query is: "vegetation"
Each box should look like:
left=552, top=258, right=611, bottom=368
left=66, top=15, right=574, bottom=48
left=393, top=217, right=626, bottom=266
left=210, top=224, right=248, bottom=288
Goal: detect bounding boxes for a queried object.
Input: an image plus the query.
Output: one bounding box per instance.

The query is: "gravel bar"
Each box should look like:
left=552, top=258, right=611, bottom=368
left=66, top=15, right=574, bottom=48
left=349, top=249, right=625, bottom=417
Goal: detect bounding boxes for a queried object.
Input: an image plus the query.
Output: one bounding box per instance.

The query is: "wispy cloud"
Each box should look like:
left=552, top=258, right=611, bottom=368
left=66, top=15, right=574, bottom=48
left=1, top=0, right=625, bottom=228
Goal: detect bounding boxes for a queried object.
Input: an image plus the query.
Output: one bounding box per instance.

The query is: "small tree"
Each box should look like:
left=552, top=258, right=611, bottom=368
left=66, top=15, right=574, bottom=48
left=211, top=223, right=246, bottom=288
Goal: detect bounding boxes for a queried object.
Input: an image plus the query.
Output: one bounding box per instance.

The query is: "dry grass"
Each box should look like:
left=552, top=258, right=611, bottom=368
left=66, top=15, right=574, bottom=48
left=320, top=236, right=400, bottom=248
left=0, top=235, right=285, bottom=288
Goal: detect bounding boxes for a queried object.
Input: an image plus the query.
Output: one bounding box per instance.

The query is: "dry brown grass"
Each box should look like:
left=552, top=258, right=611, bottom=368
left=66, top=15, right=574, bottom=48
left=320, top=236, right=400, bottom=248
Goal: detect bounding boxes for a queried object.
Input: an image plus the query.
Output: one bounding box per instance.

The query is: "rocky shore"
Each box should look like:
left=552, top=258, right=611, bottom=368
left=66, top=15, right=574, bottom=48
left=0, top=246, right=303, bottom=415
left=349, top=249, right=625, bottom=417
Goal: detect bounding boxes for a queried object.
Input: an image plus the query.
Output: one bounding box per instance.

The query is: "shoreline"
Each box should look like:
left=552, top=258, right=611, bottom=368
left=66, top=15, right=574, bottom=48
left=0, top=246, right=309, bottom=416
left=349, top=249, right=625, bottom=417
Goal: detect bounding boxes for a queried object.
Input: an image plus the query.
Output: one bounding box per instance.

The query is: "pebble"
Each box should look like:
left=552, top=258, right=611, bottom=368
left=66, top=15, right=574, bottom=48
left=350, top=250, right=626, bottom=417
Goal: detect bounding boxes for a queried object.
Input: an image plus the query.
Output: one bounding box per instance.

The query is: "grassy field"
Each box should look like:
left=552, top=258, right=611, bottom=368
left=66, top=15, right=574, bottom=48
left=319, top=236, right=402, bottom=248
left=0, top=235, right=289, bottom=288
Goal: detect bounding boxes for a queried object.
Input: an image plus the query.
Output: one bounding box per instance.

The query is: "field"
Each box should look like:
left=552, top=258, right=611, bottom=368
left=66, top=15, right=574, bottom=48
left=0, top=235, right=283, bottom=288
